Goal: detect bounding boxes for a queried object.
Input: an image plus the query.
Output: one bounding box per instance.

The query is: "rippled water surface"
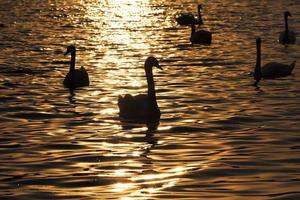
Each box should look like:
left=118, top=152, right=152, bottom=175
left=1, top=0, right=300, bottom=199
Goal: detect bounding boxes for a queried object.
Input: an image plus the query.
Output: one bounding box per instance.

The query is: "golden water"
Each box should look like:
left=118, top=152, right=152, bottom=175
left=0, top=0, right=300, bottom=199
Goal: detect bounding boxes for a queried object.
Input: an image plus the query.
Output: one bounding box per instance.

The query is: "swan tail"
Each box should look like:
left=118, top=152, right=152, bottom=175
left=117, top=95, right=124, bottom=106
left=289, top=61, right=296, bottom=73
left=118, top=94, right=133, bottom=117
left=80, top=67, right=90, bottom=86
left=118, top=95, right=125, bottom=117
left=117, top=95, right=125, bottom=105
left=253, top=80, right=260, bottom=87
left=291, top=60, right=296, bottom=67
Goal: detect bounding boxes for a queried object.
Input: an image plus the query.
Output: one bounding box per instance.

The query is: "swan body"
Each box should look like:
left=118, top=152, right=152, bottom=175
left=63, top=45, right=89, bottom=88
left=279, top=11, right=296, bottom=44
left=176, top=13, right=196, bottom=26
left=279, top=31, right=296, bottom=44
left=118, top=57, right=162, bottom=122
left=63, top=66, right=89, bottom=88
left=176, top=4, right=203, bottom=26
left=261, top=62, right=296, bottom=78
left=190, top=22, right=212, bottom=44
left=254, top=38, right=296, bottom=86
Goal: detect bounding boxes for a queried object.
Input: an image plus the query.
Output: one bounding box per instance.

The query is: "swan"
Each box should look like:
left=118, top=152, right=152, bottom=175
left=63, top=45, right=89, bottom=88
left=254, top=38, right=296, bottom=86
left=190, top=21, right=212, bottom=44
left=279, top=11, right=296, bottom=44
left=118, top=57, right=162, bottom=122
left=176, top=4, right=203, bottom=26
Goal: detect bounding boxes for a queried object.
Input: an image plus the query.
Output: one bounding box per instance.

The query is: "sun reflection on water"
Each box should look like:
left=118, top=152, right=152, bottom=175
left=108, top=162, right=195, bottom=199
left=83, top=0, right=155, bottom=94
left=112, top=182, right=135, bottom=193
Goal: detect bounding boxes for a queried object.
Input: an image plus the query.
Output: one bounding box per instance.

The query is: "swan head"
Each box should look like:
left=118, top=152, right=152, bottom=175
left=198, top=4, right=202, bottom=10
left=284, top=11, right=292, bottom=18
left=145, top=56, right=162, bottom=70
left=64, top=45, right=76, bottom=56
left=256, top=37, right=261, bottom=45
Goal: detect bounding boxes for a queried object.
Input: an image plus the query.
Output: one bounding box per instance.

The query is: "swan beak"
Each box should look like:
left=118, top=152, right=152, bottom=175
left=157, top=65, right=163, bottom=70
left=64, top=50, right=70, bottom=56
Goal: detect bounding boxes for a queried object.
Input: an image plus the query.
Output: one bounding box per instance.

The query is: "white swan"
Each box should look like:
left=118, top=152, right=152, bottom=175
left=63, top=45, right=90, bottom=88
left=254, top=38, right=296, bottom=86
left=118, top=57, right=162, bottom=122
left=279, top=11, right=296, bottom=44
left=176, top=4, right=203, bottom=26
left=190, top=21, right=212, bottom=44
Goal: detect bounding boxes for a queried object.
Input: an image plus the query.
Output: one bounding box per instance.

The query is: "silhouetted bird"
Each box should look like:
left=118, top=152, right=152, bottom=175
left=279, top=11, right=296, bottom=44
left=190, top=21, right=212, bottom=44
left=254, top=38, right=296, bottom=86
left=63, top=45, right=90, bottom=88
left=118, top=57, right=162, bottom=122
left=176, top=4, right=203, bottom=26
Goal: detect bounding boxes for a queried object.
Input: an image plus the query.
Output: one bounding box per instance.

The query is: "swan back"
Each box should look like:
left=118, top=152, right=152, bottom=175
left=261, top=61, right=296, bottom=78
left=63, top=66, right=90, bottom=88
left=176, top=13, right=195, bottom=26
left=118, top=94, right=150, bottom=119
left=279, top=30, right=296, bottom=44
left=118, top=94, right=161, bottom=121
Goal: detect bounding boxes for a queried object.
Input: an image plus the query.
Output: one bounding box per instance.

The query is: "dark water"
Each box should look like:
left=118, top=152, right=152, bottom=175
left=0, top=0, right=300, bottom=199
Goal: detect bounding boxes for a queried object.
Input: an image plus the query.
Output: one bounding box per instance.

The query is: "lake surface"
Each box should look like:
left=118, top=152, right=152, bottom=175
left=0, top=0, right=300, bottom=199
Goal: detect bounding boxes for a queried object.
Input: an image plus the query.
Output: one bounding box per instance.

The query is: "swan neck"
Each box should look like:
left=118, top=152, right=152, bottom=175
left=197, top=7, right=201, bottom=22
left=145, top=64, right=158, bottom=109
left=70, top=51, right=76, bottom=72
left=145, top=65, right=155, bottom=97
left=191, top=23, right=195, bottom=35
left=285, top=14, right=289, bottom=32
left=255, top=41, right=262, bottom=81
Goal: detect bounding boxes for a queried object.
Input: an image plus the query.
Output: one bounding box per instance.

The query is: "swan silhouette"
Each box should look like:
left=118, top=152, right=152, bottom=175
left=190, top=21, right=212, bottom=44
left=176, top=4, right=203, bottom=26
left=63, top=45, right=89, bottom=88
left=279, top=11, right=296, bottom=44
left=118, top=57, right=162, bottom=122
left=254, top=38, right=296, bottom=86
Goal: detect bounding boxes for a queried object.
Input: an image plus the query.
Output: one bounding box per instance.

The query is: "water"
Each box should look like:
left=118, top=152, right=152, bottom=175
left=0, top=0, right=300, bottom=199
